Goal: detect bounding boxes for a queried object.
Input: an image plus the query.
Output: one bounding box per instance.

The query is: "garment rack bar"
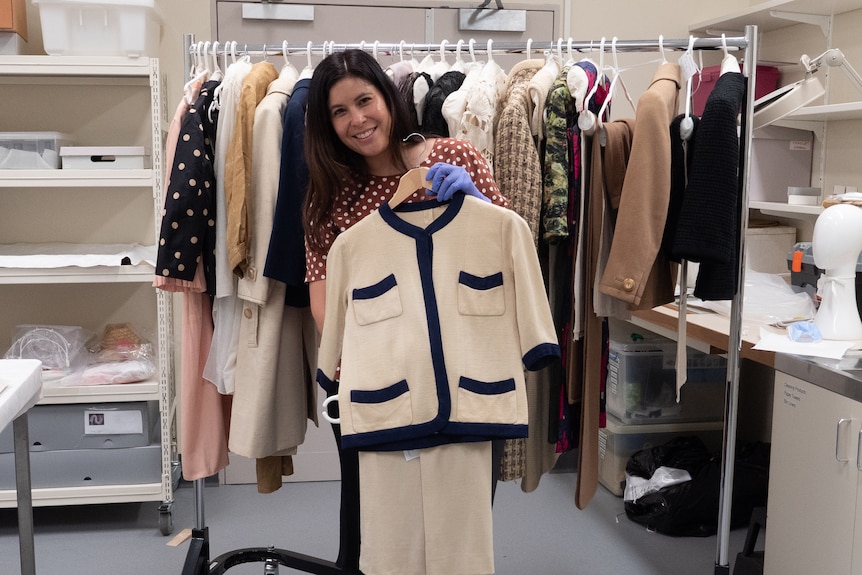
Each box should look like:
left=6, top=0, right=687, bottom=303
left=189, top=36, right=748, bottom=58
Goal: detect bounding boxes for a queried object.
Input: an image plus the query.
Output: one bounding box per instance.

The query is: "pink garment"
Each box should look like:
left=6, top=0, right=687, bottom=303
left=180, top=289, right=231, bottom=480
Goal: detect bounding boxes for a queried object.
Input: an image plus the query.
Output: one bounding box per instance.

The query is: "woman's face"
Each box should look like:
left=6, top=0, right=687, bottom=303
left=328, top=75, right=393, bottom=172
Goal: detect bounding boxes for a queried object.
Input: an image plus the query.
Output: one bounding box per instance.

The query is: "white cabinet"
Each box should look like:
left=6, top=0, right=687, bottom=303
left=0, top=56, right=176, bottom=534
left=765, top=372, right=862, bottom=575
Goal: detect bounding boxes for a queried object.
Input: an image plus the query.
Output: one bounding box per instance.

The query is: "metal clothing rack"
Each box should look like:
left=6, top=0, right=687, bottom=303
left=178, top=28, right=757, bottom=575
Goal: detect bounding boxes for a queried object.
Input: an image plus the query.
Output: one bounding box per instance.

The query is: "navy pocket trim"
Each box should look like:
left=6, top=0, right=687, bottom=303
left=353, top=273, right=397, bottom=300
left=458, top=271, right=503, bottom=291
left=351, top=379, right=409, bottom=404
left=459, top=376, right=516, bottom=395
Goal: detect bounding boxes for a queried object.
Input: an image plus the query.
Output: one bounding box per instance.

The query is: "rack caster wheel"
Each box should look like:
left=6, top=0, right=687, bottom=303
left=159, top=502, right=174, bottom=535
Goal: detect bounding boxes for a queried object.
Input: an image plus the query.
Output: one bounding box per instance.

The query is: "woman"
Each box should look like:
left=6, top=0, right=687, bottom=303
left=303, top=49, right=508, bottom=334
left=302, top=49, right=509, bottom=575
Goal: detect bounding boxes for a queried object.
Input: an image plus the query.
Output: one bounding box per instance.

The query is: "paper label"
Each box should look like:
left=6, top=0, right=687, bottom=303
left=789, top=140, right=812, bottom=151
left=678, top=52, right=698, bottom=81
left=84, top=409, right=143, bottom=435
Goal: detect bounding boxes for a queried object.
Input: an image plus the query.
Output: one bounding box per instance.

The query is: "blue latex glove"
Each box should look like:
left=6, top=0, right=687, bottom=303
left=425, top=162, right=491, bottom=203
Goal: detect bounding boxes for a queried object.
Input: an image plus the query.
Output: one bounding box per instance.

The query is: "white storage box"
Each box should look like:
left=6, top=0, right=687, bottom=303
left=0, top=131, right=72, bottom=169
left=61, top=146, right=147, bottom=169
left=746, top=224, right=797, bottom=275
left=33, top=0, right=161, bottom=57
left=607, top=336, right=727, bottom=425
left=750, top=125, right=814, bottom=203
left=598, top=415, right=724, bottom=496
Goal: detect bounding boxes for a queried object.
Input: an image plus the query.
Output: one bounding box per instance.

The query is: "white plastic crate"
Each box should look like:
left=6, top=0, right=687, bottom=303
left=598, top=415, right=724, bottom=497
left=61, top=146, right=147, bottom=169
left=33, top=0, right=161, bottom=57
left=0, top=131, right=72, bottom=169
left=606, top=336, right=727, bottom=425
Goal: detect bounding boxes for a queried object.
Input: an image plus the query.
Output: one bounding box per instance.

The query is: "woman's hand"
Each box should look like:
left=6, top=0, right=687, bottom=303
left=425, top=162, right=491, bottom=203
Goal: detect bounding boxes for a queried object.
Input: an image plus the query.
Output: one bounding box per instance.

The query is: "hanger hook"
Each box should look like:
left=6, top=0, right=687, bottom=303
left=456, top=39, right=464, bottom=60
left=611, top=36, right=619, bottom=69
left=359, top=40, right=366, bottom=54
left=468, top=38, right=476, bottom=61
left=399, top=40, right=405, bottom=61
left=557, top=37, right=563, bottom=61
left=567, top=37, right=573, bottom=61
left=526, top=38, right=532, bottom=59
left=402, top=132, right=427, bottom=168
left=721, top=33, right=729, bottom=57
left=373, top=40, right=380, bottom=61
left=486, top=38, right=493, bottom=60
left=658, top=34, right=667, bottom=63
left=440, top=39, right=448, bottom=61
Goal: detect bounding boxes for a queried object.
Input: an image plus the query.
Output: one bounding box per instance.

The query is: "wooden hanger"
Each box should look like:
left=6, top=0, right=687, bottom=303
left=389, top=167, right=432, bottom=208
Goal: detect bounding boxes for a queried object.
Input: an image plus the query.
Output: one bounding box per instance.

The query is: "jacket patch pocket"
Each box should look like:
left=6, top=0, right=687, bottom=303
left=350, top=379, right=413, bottom=432
left=352, top=273, right=403, bottom=326
left=456, top=376, right=516, bottom=423
left=457, top=271, right=505, bottom=316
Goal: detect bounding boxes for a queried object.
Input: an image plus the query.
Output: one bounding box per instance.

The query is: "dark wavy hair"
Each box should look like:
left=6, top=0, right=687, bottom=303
left=303, top=49, right=419, bottom=253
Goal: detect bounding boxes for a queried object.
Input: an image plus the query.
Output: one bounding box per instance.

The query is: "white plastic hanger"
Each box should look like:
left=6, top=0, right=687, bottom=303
left=389, top=133, right=433, bottom=208
left=300, top=41, right=314, bottom=80
left=183, top=42, right=210, bottom=105
left=281, top=40, right=298, bottom=77
left=596, top=38, right=637, bottom=147
left=658, top=34, right=668, bottom=64
left=720, top=34, right=741, bottom=75
left=679, top=35, right=698, bottom=141
left=577, top=36, right=606, bottom=136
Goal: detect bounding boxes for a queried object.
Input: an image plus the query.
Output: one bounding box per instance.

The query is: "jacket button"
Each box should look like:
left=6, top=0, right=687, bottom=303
left=623, top=278, right=635, bottom=291
left=243, top=308, right=253, bottom=319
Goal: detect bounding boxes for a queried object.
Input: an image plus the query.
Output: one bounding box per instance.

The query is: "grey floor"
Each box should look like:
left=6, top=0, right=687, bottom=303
left=0, top=466, right=753, bottom=575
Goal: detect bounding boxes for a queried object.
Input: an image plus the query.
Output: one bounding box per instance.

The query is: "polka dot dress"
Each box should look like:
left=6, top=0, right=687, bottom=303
left=305, top=138, right=508, bottom=283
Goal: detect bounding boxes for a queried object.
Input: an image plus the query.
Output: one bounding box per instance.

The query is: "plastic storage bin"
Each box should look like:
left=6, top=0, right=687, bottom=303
left=61, top=146, right=147, bottom=169
left=606, top=336, right=727, bottom=425
left=0, top=401, right=159, bottom=453
left=33, top=0, right=161, bottom=57
left=693, top=65, right=780, bottom=117
left=0, top=131, right=71, bottom=169
left=598, top=415, right=724, bottom=496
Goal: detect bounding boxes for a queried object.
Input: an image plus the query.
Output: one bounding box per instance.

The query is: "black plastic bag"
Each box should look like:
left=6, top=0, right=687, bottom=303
left=623, top=436, right=769, bottom=537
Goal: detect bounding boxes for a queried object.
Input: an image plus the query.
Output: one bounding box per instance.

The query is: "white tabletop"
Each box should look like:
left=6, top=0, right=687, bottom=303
left=0, top=359, right=43, bottom=431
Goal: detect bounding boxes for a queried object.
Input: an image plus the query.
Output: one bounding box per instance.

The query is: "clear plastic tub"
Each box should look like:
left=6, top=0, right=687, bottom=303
left=0, top=131, right=72, bottom=169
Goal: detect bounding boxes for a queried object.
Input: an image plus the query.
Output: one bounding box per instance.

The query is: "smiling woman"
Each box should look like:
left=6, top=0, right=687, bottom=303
left=300, top=49, right=515, bottom=575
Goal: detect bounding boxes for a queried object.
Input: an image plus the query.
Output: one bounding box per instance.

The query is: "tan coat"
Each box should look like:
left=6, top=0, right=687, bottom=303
left=599, top=62, right=681, bottom=309
left=230, top=72, right=318, bottom=468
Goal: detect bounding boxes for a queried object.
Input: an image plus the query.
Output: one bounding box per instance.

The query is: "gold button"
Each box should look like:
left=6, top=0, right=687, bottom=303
left=623, top=278, right=635, bottom=291
left=243, top=308, right=253, bottom=319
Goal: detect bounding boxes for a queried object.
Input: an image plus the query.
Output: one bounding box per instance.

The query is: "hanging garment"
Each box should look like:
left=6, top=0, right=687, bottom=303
left=527, top=55, right=561, bottom=145
left=493, top=57, right=550, bottom=483
left=264, top=77, right=312, bottom=307
left=153, top=87, right=207, bottom=293
left=224, top=60, right=279, bottom=278
left=576, top=119, right=634, bottom=509
left=155, top=80, right=220, bottom=293
left=598, top=61, right=682, bottom=310
left=452, top=56, right=507, bottom=171
left=494, top=58, right=545, bottom=246
left=663, top=113, right=700, bottom=259
left=671, top=72, right=747, bottom=301
left=421, top=70, right=466, bottom=137
left=399, top=71, right=434, bottom=128
left=230, top=70, right=319, bottom=493
left=358, top=442, right=494, bottom=575
left=441, top=59, right=483, bottom=139
left=316, top=194, right=561, bottom=451
left=203, top=57, right=252, bottom=396
left=541, top=64, right=574, bottom=243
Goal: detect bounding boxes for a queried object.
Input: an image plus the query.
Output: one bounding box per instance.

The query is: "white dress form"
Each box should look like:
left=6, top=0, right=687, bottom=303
left=812, top=204, right=862, bottom=340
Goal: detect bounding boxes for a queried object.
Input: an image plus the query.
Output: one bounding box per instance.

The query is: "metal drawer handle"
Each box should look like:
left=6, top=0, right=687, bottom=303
left=837, top=418, right=852, bottom=462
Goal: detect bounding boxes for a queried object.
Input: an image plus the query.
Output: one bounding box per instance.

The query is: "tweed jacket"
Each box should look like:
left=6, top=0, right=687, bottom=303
left=598, top=62, right=681, bottom=309
left=494, top=59, right=544, bottom=246
left=317, top=194, right=561, bottom=451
